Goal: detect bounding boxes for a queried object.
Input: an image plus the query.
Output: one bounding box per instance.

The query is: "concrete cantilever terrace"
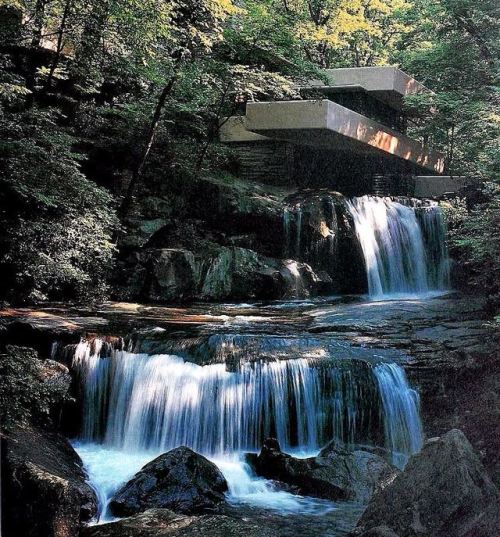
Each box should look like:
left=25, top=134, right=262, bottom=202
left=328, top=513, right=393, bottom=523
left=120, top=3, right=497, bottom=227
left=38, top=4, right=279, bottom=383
left=220, top=67, right=445, bottom=177
left=305, top=66, right=429, bottom=112
left=244, top=100, right=444, bottom=174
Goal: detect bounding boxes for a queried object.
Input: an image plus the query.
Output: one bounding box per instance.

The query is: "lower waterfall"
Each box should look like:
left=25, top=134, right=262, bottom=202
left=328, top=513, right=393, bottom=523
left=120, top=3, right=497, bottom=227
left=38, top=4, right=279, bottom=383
left=72, top=337, right=422, bottom=520
left=73, top=340, right=422, bottom=458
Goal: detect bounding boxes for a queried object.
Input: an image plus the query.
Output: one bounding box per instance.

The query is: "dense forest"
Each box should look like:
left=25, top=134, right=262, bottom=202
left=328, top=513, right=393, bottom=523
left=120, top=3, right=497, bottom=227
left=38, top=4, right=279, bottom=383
left=0, top=0, right=498, bottom=310
left=1, top=3, right=500, bottom=537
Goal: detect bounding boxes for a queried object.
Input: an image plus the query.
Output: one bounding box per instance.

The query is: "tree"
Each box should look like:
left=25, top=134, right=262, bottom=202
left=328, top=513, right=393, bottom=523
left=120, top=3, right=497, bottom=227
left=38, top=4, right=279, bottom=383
left=119, top=0, right=236, bottom=216
left=0, top=109, right=120, bottom=302
left=395, top=0, right=499, bottom=308
left=395, top=0, right=499, bottom=177
left=267, top=0, right=410, bottom=68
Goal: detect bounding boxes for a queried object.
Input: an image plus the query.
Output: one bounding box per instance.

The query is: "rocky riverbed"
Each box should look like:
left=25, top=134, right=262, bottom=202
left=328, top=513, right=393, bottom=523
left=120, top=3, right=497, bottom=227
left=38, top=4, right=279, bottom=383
left=1, top=292, right=499, bottom=537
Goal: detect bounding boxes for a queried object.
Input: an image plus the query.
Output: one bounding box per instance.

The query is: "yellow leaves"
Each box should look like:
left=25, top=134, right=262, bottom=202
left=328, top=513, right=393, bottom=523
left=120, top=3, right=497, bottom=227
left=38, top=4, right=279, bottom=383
left=297, top=22, right=340, bottom=45
left=287, top=0, right=414, bottom=65
left=336, top=8, right=372, bottom=35
left=206, top=0, right=239, bottom=19
left=229, top=64, right=298, bottom=100
left=485, top=113, right=500, bottom=125
left=294, top=0, right=376, bottom=48
left=0, top=0, right=23, bottom=8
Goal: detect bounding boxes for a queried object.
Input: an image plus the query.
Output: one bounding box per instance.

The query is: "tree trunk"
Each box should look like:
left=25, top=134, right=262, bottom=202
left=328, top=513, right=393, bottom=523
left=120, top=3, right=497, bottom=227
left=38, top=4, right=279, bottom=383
left=31, top=0, right=47, bottom=48
left=45, top=0, right=73, bottom=91
left=195, top=83, right=233, bottom=171
left=454, top=13, right=494, bottom=67
left=25, top=0, right=47, bottom=106
left=71, top=1, right=109, bottom=91
left=119, top=71, right=180, bottom=218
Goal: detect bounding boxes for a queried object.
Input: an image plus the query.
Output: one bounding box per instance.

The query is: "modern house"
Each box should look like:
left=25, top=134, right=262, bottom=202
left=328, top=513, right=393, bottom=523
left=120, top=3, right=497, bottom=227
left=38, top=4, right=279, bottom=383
left=220, top=67, right=465, bottom=197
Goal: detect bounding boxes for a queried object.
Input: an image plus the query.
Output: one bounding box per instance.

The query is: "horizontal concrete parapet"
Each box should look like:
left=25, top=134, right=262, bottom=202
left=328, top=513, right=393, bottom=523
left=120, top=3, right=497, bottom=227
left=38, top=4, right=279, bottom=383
left=414, top=176, right=470, bottom=197
left=325, top=67, right=426, bottom=94
left=244, top=100, right=444, bottom=174
left=307, top=66, right=429, bottom=112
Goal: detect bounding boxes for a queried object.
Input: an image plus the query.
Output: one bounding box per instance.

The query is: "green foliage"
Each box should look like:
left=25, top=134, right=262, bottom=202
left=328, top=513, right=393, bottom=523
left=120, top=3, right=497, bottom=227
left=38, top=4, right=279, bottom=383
left=0, top=345, right=69, bottom=429
left=450, top=184, right=500, bottom=309
left=394, top=0, right=499, bottom=309
left=395, top=0, right=499, bottom=178
left=0, top=0, right=498, bottom=307
left=439, top=196, right=468, bottom=231
left=0, top=109, right=120, bottom=303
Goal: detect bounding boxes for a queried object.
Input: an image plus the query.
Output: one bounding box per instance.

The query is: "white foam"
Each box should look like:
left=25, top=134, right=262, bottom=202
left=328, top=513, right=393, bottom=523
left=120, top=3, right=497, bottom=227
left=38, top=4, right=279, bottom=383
left=73, top=444, right=335, bottom=523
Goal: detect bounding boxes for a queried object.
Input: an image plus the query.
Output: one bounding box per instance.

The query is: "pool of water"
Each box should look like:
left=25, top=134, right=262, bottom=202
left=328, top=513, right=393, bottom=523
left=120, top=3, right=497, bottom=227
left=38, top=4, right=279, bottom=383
left=73, top=442, right=358, bottom=528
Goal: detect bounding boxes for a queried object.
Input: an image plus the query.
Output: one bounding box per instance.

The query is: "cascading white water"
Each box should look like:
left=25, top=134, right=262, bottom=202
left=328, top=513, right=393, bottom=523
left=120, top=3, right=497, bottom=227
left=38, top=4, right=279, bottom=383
left=73, top=341, right=422, bottom=457
left=346, top=196, right=449, bottom=296
left=72, top=339, right=423, bottom=520
left=373, top=363, right=423, bottom=467
left=283, top=194, right=449, bottom=297
left=418, top=204, right=450, bottom=290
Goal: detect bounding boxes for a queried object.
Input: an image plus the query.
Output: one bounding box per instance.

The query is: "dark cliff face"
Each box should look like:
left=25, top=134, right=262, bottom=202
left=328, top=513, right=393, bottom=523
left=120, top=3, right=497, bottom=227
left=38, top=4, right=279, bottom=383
left=114, top=177, right=369, bottom=303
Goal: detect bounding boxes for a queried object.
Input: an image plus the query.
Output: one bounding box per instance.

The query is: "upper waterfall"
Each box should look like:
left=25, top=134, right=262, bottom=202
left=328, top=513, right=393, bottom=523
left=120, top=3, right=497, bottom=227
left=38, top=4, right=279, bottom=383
left=283, top=193, right=449, bottom=297
left=347, top=196, right=449, bottom=296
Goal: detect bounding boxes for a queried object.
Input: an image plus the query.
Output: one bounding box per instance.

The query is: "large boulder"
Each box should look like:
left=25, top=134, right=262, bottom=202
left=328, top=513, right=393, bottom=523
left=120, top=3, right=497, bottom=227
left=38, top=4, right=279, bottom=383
left=126, top=245, right=325, bottom=302
left=144, top=248, right=201, bottom=301
left=82, top=508, right=276, bottom=537
left=194, top=175, right=286, bottom=256
left=109, top=447, right=228, bottom=516
left=247, top=438, right=398, bottom=503
left=1, top=426, right=97, bottom=537
left=283, top=190, right=367, bottom=293
left=352, top=429, right=500, bottom=537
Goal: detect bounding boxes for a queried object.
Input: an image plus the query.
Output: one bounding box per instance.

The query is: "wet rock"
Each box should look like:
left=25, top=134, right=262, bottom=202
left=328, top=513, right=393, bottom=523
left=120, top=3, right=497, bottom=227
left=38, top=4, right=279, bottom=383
left=194, top=176, right=286, bottom=257
left=352, top=429, right=500, bottom=537
left=0, top=309, right=108, bottom=357
left=247, top=438, right=398, bottom=502
left=1, top=426, right=97, bottom=537
left=356, top=528, right=400, bottom=537
left=0, top=345, right=74, bottom=429
left=146, top=248, right=201, bottom=301
left=129, top=245, right=324, bottom=302
left=283, top=190, right=367, bottom=293
left=124, top=175, right=287, bottom=259
left=82, top=508, right=276, bottom=537
left=121, top=218, right=169, bottom=249
left=39, top=357, right=72, bottom=393
left=109, top=447, right=228, bottom=516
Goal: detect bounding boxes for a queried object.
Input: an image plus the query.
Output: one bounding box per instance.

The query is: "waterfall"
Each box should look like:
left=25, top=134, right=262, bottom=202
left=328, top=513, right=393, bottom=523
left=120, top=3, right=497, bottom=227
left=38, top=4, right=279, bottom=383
left=346, top=196, right=449, bottom=296
left=73, top=340, right=422, bottom=461
left=418, top=205, right=450, bottom=289
left=373, top=363, right=423, bottom=466
left=283, top=194, right=449, bottom=297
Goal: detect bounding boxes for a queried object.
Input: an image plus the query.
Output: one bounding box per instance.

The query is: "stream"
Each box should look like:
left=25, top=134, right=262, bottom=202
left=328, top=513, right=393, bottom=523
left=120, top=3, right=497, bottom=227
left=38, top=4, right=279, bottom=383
left=60, top=197, right=454, bottom=535
left=67, top=292, right=443, bottom=535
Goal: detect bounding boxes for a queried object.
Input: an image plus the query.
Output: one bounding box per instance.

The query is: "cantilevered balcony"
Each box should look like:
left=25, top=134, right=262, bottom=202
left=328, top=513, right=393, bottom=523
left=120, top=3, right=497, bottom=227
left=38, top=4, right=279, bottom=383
left=221, top=99, right=444, bottom=174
